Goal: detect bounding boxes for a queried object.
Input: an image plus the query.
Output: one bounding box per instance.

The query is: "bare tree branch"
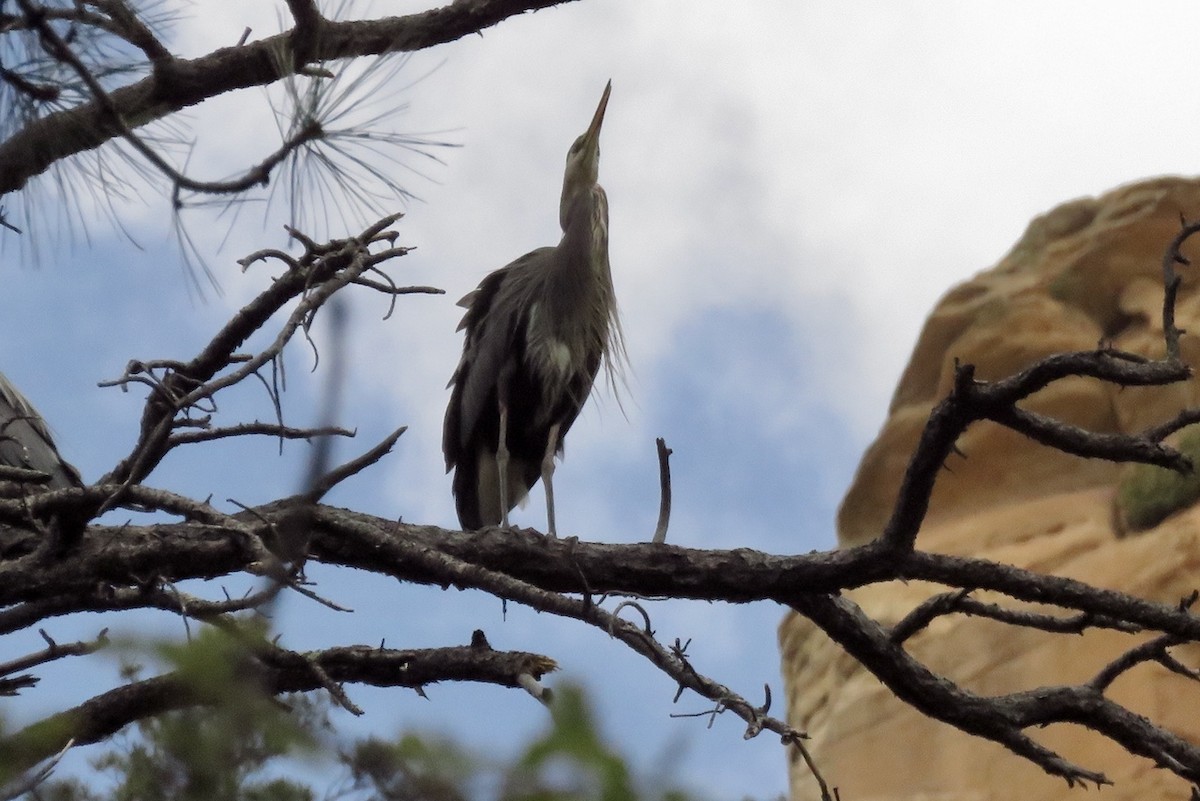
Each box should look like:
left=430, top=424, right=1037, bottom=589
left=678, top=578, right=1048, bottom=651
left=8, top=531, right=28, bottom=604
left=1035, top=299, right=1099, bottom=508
left=890, top=589, right=1144, bottom=645
left=100, top=213, right=414, bottom=492
left=0, top=0, right=582, bottom=196
left=0, top=627, right=108, bottom=678
left=1, top=643, right=558, bottom=772
left=652, top=436, right=672, bottom=544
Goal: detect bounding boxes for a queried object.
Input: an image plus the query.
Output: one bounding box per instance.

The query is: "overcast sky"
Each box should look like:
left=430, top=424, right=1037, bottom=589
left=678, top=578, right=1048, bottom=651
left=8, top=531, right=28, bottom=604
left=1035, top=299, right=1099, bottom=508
left=6, top=2, right=1200, bottom=799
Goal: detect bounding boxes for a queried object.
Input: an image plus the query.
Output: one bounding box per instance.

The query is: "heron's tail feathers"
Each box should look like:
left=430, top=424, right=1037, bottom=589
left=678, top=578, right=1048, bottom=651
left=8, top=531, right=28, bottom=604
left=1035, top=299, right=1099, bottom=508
left=453, top=447, right=537, bottom=531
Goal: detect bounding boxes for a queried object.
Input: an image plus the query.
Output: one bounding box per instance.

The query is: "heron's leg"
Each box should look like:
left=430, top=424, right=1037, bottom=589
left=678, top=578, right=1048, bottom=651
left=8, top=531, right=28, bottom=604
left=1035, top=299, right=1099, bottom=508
left=541, top=422, right=561, bottom=538
left=497, top=403, right=511, bottom=527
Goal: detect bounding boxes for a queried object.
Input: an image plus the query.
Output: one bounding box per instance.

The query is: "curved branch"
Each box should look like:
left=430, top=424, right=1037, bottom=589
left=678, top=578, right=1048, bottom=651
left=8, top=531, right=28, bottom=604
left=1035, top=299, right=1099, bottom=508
left=0, top=0, right=580, bottom=196
left=890, top=589, right=1142, bottom=645
left=792, top=592, right=1200, bottom=786
left=880, top=351, right=1193, bottom=553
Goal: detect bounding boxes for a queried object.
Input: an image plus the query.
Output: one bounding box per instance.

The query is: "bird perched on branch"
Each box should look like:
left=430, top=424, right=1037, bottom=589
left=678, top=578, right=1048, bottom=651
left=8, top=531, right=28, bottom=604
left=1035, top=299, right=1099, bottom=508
left=0, top=371, right=86, bottom=552
left=444, top=80, right=624, bottom=537
left=0, top=372, right=81, bottom=491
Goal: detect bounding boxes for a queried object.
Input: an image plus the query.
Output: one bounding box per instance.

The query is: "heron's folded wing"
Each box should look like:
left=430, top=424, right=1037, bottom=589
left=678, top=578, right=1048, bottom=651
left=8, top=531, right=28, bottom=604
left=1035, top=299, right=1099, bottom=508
left=443, top=248, right=552, bottom=471
left=0, top=372, right=83, bottom=489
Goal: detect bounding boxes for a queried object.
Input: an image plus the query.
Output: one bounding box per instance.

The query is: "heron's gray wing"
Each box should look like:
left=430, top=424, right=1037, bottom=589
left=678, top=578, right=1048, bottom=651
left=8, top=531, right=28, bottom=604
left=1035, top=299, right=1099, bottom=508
left=444, top=248, right=552, bottom=472
left=0, top=372, right=83, bottom=489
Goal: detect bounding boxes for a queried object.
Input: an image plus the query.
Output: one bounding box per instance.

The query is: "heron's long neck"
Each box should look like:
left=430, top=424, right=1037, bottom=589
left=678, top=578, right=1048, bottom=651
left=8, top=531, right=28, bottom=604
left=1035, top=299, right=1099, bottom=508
left=544, top=185, right=612, bottom=335
left=556, top=185, right=608, bottom=277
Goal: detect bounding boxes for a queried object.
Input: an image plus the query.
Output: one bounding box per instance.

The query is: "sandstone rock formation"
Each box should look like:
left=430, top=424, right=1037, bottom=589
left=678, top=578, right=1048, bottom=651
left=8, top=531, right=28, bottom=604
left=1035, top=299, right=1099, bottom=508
left=781, top=176, right=1200, bottom=801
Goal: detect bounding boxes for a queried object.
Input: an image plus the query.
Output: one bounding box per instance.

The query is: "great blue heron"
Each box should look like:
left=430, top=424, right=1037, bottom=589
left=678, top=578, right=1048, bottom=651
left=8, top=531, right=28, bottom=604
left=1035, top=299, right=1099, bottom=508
left=0, top=372, right=81, bottom=490
left=443, top=80, right=623, bottom=537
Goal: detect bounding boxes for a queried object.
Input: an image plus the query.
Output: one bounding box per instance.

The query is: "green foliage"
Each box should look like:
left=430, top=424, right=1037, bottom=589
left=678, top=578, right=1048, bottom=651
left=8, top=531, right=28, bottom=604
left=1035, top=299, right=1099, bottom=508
left=89, top=701, right=322, bottom=801
left=340, top=684, right=698, bottom=801
left=1116, top=424, right=1200, bottom=533
left=92, top=628, right=326, bottom=801
left=505, top=683, right=638, bottom=800
left=341, top=733, right=479, bottom=801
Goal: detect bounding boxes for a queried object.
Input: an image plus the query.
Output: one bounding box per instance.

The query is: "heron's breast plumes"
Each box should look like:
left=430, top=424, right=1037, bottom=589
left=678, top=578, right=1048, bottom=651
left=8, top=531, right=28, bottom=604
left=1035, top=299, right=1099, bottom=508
left=589, top=186, right=609, bottom=276
left=524, top=303, right=588, bottom=413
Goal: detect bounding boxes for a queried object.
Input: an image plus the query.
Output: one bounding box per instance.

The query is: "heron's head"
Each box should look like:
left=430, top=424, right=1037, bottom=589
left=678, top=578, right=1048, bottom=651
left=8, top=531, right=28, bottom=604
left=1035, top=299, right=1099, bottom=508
left=560, top=80, right=611, bottom=229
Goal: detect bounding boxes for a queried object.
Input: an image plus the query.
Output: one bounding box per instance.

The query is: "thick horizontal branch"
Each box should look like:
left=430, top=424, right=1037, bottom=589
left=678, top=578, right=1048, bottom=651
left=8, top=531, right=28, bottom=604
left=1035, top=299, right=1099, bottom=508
left=3, top=502, right=1200, bottom=647
left=3, top=498, right=1199, bottom=786
left=0, top=504, right=888, bottom=607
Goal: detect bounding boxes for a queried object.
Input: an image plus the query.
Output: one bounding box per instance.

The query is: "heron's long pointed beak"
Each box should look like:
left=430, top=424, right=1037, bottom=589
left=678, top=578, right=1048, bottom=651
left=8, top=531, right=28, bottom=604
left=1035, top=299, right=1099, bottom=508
left=580, top=80, right=612, bottom=151
left=560, top=81, right=611, bottom=227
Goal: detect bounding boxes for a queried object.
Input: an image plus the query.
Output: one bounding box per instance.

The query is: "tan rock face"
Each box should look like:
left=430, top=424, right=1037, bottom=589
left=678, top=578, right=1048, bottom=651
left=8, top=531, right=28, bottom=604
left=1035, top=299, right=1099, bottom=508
left=782, top=177, right=1200, bottom=801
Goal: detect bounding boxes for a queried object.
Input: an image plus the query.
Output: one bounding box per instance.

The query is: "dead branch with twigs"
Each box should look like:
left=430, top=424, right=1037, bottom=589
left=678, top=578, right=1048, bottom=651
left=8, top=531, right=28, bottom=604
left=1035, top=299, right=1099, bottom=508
left=6, top=3, right=1200, bottom=801
left=4, top=212, right=1200, bottom=801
